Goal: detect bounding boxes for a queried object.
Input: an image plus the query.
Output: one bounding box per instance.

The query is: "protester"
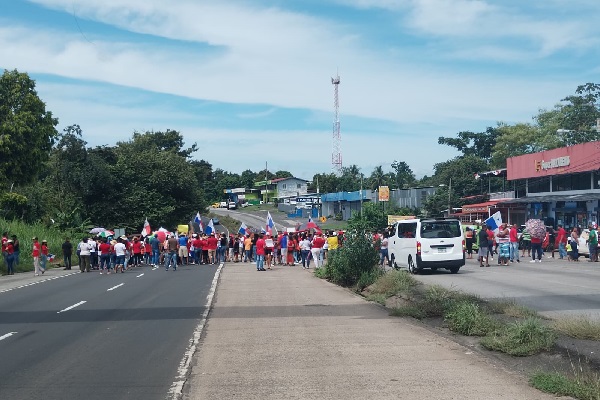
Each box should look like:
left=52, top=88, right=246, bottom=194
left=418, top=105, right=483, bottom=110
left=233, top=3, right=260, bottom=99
left=311, top=232, right=326, bottom=268
left=299, top=234, right=311, bottom=269
left=62, top=238, right=73, bottom=270
left=114, top=238, right=126, bottom=273
left=255, top=233, right=266, bottom=271
left=556, top=224, right=568, bottom=260
left=11, top=235, right=20, bottom=265
left=78, top=237, right=91, bottom=273
left=530, top=234, right=543, bottom=263
left=5, top=239, right=15, bottom=275
left=496, top=224, right=510, bottom=266
left=477, top=225, right=490, bottom=267
left=587, top=223, right=598, bottom=262
left=98, top=238, right=112, bottom=274
left=264, top=233, right=274, bottom=269
left=464, top=227, right=474, bottom=259
left=166, top=234, right=179, bottom=270
left=509, top=224, right=520, bottom=263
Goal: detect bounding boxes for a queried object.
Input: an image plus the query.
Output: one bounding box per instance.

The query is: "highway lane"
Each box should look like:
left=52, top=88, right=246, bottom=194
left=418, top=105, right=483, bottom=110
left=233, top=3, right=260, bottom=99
left=0, top=264, right=219, bottom=400
left=412, top=256, right=600, bottom=320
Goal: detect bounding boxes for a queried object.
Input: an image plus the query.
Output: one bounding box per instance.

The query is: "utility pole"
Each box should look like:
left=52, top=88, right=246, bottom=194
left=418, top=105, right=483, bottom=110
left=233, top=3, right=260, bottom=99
left=265, top=161, right=268, bottom=204
left=447, top=177, right=452, bottom=218
left=360, top=174, right=364, bottom=217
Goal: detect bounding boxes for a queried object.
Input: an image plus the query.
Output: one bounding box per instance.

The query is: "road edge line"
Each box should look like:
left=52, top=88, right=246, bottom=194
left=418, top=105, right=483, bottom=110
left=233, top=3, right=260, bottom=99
left=168, top=262, right=225, bottom=399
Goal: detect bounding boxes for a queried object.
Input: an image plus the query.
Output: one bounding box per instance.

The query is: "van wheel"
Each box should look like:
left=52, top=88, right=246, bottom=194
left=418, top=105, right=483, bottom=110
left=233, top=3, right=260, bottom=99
left=449, top=267, right=460, bottom=274
left=408, top=257, right=419, bottom=274
left=430, top=267, right=438, bottom=272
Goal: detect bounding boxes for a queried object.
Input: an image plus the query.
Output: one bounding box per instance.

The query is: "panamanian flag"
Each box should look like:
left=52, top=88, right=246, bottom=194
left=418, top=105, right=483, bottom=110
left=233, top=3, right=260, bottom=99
left=238, top=222, right=248, bottom=235
left=484, top=211, right=502, bottom=233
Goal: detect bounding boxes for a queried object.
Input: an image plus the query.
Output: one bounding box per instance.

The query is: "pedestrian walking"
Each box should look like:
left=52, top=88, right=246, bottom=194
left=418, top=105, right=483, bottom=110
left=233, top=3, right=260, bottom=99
left=255, top=233, right=266, bottom=271
left=299, top=234, right=311, bottom=269
left=62, top=238, right=73, bottom=270
left=464, top=227, right=474, bottom=259
left=509, top=224, right=520, bottom=263
left=11, top=235, right=20, bottom=265
left=78, top=237, right=92, bottom=273
left=477, top=226, right=490, bottom=267
left=40, top=240, right=49, bottom=272
left=5, top=239, right=15, bottom=275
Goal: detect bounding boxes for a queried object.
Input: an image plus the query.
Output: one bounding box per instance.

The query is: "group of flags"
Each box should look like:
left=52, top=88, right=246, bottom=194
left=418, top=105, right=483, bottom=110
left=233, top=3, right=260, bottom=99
left=238, top=211, right=277, bottom=236
left=140, top=212, right=218, bottom=238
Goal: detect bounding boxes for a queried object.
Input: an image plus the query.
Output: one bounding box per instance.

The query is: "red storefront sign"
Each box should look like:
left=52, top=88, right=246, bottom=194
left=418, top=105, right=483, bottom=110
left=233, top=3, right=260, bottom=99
left=507, top=141, right=600, bottom=180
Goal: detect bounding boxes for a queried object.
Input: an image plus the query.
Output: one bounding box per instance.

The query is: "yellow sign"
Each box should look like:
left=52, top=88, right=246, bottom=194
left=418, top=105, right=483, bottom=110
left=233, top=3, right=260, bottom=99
left=387, top=215, right=416, bottom=225
left=177, top=224, right=189, bottom=234
left=378, top=186, right=390, bottom=202
left=319, top=216, right=327, bottom=223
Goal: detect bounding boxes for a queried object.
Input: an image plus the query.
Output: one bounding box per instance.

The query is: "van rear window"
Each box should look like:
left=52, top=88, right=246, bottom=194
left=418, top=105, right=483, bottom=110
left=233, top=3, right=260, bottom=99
left=420, top=221, right=461, bottom=239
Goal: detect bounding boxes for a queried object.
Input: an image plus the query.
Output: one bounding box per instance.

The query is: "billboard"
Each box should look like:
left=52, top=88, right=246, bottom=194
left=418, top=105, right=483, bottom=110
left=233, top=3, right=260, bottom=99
left=378, top=186, right=389, bottom=202
left=387, top=215, right=416, bottom=225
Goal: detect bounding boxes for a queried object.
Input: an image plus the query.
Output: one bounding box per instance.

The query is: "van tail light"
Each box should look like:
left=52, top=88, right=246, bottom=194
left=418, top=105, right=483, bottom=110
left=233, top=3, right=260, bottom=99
left=462, top=239, right=466, bottom=252
left=416, top=241, right=421, bottom=256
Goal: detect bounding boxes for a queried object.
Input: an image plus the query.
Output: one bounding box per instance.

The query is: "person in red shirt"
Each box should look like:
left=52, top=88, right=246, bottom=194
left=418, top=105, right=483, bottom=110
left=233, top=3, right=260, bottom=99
left=5, top=239, right=15, bottom=275
left=40, top=240, right=49, bottom=272
left=509, top=224, right=520, bottom=263
left=98, top=238, right=112, bottom=274
left=486, top=229, right=495, bottom=260
left=144, top=238, right=152, bottom=265
left=1, top=231, right=8, bottom=264
left=255, top=233, right=266, bottom=271
left=207, top=233, right=218, bottom=264
left=131, top=237, right=142, bottom=266
left=287, top=234, right=296, bottom=266
left=556, top=224, right=568, bottom=260
left=32, top=237, right=43, bottom=276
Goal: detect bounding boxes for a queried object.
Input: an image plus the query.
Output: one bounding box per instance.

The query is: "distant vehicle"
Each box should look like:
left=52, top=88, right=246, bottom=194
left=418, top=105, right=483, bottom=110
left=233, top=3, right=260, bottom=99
left=388, top=218, right=465, bottom=274
left=576, top=229, right=599, bottom=258
left=213, top=218, right=220, bottom=225
left=212, top=202, right=220, bottom=208
left=219, top=201, right=227, bottom=208
left=227, top=201, right=237, bottom=210
left=241, top=202, right=250, bottom=208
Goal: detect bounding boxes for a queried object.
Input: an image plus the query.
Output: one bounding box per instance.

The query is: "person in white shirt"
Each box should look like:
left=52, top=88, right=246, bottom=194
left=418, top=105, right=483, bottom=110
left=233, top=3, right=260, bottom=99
left=78, top=238, right=92, bottom=273
left=114, top=238, right=127, bottom=273
left=299, top=235, right=312, bottom=269
left=380, top=233, right=390, bottom=267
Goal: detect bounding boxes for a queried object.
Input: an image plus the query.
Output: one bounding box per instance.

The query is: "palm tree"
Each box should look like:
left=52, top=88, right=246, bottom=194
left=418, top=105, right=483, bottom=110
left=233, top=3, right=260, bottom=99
left=369, top=165, right=385, bottom=190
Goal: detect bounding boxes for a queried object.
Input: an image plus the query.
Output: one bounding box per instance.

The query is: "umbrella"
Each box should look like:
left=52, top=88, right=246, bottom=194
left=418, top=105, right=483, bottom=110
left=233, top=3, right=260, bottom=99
left=98, top=230, right=114, bottom=238
left=89, top=227, right=106, bottom=234
left=525, top=219, right=546, bottom=239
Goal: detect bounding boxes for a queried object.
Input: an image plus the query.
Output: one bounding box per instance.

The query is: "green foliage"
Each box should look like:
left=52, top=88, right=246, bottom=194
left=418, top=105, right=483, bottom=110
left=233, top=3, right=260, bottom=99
left=444, top=301, right=499, bottom=336
left=347, top=202, right=387, bottom=232
left=356, top=269, right=382, bottom=291
left=391, top=160, right=415, bottom=189
left=481, top=318, right=557, bottom=356
left=319, top=233, right=379, bottom=287
left=552, top=316, right=600, bottom=341
left=366, top=293, right=388, bottom=305
left=0, top=69, right=59, bottom=187
left=530, top=371, right=600, bottom=400
left=390, top=305, right=427, bottom=320
left=0, top=217, right=68, bottom=275
left=368, top=270, right=418, bottom=297
left=420, top=285, right=481, bottom=317
left=0, top=192, right=28, bottom=219
left=559, top=83, right=600, bottom=145
left=437, top=127, right=500, bottom=162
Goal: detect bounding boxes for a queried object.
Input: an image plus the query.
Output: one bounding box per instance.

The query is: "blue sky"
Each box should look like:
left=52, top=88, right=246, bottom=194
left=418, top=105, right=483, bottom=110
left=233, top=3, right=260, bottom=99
left=2, top=0, right=600, bottom=180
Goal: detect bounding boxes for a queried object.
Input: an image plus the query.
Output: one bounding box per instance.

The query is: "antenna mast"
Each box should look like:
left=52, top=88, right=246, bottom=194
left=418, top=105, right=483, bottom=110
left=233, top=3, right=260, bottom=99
left=331, top=74, right=342, bottom=175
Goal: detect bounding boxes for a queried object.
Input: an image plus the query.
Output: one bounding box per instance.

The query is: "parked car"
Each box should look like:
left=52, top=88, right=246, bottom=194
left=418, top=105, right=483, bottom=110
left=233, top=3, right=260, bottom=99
left=576, top=229, right=599, bottom=258
left=212, top=218, right=220, bottom=225
left=227, top=201, right=237, bottom=210
left=211, top=202, right=220, bottom=208
left=219, top=201, right=227, bottom=208
left=388, top=218, right=465, bottom=274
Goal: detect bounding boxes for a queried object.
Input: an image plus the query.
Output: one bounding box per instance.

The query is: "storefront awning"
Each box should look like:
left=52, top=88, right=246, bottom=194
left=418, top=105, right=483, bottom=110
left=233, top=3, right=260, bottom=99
left=461, top=200, right=503, bottom=213
left=499, top=193, right=600, bottom=204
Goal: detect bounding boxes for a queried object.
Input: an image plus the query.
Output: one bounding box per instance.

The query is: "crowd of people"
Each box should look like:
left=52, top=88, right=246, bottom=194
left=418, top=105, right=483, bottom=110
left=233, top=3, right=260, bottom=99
left=2, top=233, right=50, bottom=276
left=463, top=222, right=599, bottom=268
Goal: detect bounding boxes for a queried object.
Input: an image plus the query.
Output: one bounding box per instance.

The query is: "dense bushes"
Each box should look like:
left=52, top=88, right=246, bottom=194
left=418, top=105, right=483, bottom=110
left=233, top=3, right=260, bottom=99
left=319, top=232, right=379, bottom=288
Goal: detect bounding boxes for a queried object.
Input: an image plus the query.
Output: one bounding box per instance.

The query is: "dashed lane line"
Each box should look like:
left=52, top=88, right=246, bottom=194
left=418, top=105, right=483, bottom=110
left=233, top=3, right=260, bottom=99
left=136, top=273, right=144, bottom=278
left=0, top=332, right=18, bottom=341
left=107, top=283, right=124, bottom=292
left=57, top=301, right=87, bottom=314
left=0, top=272, right=80, bottom=294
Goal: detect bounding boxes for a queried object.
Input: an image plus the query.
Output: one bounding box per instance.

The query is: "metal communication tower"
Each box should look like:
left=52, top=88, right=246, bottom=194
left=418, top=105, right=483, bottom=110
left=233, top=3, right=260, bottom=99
left=331, top=74, right=342, bottom=175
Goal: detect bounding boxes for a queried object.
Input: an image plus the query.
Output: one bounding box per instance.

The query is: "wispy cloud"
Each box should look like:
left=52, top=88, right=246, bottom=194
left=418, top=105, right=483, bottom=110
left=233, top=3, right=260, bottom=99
left=237, top=108, right=277, bottom=119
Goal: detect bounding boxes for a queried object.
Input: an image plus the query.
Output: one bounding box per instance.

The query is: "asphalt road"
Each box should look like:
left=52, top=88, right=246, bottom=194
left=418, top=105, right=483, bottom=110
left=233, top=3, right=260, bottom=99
left=412, top=255, right=600, bottom=320
left=0, top=264, right=219, bottom=400
left=211, top=207, right=290, bottom=232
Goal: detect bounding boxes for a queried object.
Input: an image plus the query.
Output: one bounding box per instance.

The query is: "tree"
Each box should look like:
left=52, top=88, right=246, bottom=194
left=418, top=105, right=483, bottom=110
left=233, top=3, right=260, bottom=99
left=368, top=165, right=386, bottom=190
left=490, top=123, right=547, bottom=168
left=347, top=202, right=387, bottom=232
left=0, top=69, right=58, bottom=187
left=309, top=173, right=339, bottom=193
left=438, top=127, right=500, bottom=162
left=274, top=170, right=293, bottom=178
left=391, top=160, right=415, bottom=189
left=558, top=83, right=600, bottom=145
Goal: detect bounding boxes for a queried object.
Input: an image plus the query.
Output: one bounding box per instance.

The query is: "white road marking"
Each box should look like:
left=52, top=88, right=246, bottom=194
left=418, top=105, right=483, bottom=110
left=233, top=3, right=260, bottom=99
left=152, top=266, right=159, bottom=271
left=0, top=272, right=80, bottom=294
left=0, top=332, right=17, bottom=341
left=57, top=301, right=87, bottom=314
left=107, top=283, right=124, bottom=291
left=169, top=262, right=225, bottom=398
left=136, top=273, right=144, bottom=278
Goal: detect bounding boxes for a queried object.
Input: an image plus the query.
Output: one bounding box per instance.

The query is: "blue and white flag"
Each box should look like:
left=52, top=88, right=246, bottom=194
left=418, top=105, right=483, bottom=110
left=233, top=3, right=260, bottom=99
left=238, top=222, right=248, bottom=235
left=194, top=212, right=201, bottom=225
left=484, top=211, right=502, bottom=232
left=205, top=218, right=215, bottom=235
left=266, top=211, right=275, bottom=234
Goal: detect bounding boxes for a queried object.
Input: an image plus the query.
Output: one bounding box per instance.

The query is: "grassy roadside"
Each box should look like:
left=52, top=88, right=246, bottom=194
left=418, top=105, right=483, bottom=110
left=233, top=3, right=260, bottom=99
left=319, top=269, right=600, bottom=400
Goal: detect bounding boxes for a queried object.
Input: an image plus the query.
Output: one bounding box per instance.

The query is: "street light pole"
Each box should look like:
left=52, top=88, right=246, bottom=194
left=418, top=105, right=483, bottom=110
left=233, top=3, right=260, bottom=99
left=447, top=177, right=452, bottom=218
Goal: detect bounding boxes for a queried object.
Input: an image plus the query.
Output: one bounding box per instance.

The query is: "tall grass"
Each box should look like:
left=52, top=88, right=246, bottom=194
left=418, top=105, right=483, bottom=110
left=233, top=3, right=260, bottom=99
left=1, top=218, right=73, bottom=274
left=553, top=316, right=600, bottom=341
left=481, top=318, right=557, bottom=356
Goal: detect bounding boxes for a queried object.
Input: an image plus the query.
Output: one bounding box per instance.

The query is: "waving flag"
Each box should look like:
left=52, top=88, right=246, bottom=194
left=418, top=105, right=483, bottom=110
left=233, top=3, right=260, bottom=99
left=194, top=212, right=201, bottom=225
left=266, top=212, right=275, bottom=234
left=306, top=215, right=318, bottom=230
left=205, top=218, right=215, bottom=235
left=484, top=211, right=502, bottom=233
left=141, top=218, right=151, bottom=237
left=239, top=222, right=248, bottom=235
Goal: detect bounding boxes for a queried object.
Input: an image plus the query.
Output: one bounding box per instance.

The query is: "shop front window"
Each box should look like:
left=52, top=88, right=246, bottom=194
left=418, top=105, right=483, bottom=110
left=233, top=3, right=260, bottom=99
left=528, top=177, right=550, bottom=193
left=554, top=172, right=591, bottom=192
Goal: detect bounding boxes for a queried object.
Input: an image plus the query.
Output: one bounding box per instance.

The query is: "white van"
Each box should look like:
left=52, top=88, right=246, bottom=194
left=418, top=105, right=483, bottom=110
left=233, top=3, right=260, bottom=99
left=388, top=218, right=465, bottom=274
